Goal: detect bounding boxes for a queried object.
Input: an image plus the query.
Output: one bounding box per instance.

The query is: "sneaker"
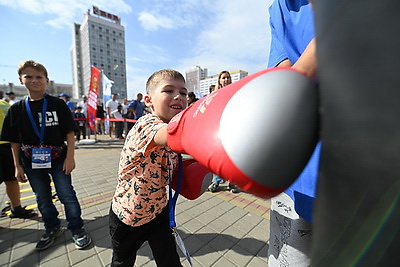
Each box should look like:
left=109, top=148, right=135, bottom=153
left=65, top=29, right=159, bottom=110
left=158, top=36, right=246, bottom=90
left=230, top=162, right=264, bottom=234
left=36, top=226, right=64, bottom=251
left=10, top=206, right=37, bottom=219
left=229, top=184, right=240, bottom=193
left=208, top=183, right=219, bottom=193
left=72, top=229, right=91, bottom=249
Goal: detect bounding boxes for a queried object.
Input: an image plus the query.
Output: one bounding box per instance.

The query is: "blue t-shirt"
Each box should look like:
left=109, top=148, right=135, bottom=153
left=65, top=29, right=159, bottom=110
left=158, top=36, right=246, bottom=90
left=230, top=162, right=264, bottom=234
left=128, top=100, right=145, bottom=120
left=268, top=0, right=319, bottom=224
left=268, top=0, right=315, bottom=67
left=66, top=101, right=75, bottom=111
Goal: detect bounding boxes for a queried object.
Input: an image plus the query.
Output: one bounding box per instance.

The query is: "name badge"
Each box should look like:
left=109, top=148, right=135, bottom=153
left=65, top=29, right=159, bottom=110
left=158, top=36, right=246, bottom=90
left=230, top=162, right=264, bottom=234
left=32, top=147, right=52, bottom=169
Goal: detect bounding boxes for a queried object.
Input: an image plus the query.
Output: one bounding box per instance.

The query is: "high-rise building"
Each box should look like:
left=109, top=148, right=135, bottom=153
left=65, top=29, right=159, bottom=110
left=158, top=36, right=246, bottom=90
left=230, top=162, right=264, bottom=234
left=185, top=66, right=208, bottom=93
left=199, top=70, right=248, bottom=95
left=71, top=6, right=127, bottom=100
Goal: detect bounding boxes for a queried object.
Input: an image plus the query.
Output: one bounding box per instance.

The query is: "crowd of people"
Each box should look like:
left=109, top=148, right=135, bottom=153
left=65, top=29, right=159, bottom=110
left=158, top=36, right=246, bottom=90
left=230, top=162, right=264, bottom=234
left=50, top=91, right=149, bottom=142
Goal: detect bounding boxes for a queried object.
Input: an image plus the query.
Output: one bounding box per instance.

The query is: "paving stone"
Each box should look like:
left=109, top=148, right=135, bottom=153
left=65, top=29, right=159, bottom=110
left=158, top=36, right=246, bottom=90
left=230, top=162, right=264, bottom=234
left=0, top=140, right=271, bottom=266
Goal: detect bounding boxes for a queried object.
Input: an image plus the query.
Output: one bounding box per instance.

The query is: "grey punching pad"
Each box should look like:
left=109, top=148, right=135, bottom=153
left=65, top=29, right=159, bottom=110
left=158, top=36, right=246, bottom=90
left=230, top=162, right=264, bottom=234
left=312, top=0, right=400, bottom=266
left=220, top=70, right=317, bottom=189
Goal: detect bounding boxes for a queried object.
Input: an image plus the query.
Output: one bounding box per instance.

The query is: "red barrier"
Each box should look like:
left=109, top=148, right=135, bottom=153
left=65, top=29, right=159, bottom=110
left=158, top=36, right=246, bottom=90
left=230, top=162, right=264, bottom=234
left=73, top=118, right=137, bottom=123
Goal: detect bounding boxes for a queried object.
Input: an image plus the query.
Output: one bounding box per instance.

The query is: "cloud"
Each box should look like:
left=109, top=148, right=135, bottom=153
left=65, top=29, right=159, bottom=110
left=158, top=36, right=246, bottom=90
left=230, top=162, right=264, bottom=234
left=177, top=0, right=274, bottom=75
left=127, top=0, right=275, bottom=98
left=0, top=0, right=133, bottom=29
left=138, top=12, right=174, bottom=31
left=137, top=0, right=212, bottom=32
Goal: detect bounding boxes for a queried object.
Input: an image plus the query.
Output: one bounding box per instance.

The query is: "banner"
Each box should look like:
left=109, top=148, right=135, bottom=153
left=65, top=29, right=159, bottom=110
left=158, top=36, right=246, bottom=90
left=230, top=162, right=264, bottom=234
left=102, top=72, right=114, bottom=106
left=87, top=66, right=101, bottom=132
left=194, top=89, right=204, bottom=99
left=102, top=72, right=114, bottom=134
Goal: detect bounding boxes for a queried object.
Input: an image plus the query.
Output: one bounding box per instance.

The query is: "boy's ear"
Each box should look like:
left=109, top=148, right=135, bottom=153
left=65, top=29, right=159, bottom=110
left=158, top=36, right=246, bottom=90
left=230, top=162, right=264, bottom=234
left=144, top=95, right=152, bottom=107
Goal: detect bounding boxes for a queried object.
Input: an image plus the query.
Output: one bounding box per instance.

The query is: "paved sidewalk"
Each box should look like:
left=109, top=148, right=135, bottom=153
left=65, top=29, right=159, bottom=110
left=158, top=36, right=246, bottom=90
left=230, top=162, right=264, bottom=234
left=0, top=136, right=271, bottom=266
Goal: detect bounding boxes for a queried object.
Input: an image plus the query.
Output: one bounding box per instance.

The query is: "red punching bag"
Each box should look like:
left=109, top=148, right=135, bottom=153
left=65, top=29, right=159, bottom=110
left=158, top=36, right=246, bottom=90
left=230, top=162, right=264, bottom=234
left=168, top=67, right=318, bottom=199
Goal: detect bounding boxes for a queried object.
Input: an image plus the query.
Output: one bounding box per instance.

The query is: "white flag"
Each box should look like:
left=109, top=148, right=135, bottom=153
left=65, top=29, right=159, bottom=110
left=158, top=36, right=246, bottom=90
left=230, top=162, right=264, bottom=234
left=194, top=89, right=204, bottom=99
left=102, top=73, right=114, bottom=105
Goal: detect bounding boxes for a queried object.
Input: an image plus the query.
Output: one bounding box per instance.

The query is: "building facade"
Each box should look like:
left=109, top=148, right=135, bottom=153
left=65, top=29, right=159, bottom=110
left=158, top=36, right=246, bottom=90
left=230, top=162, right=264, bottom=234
left=185, top=66, right=208, bottom=93
left=71, top=6, right=127, bottom=100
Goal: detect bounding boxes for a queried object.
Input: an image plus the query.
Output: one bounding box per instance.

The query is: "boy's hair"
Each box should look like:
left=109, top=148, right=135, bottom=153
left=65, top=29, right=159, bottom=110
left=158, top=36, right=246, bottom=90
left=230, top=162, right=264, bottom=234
left=18, top=60, right=48, bottom=78
left=146, top=69, right=185, bottom=94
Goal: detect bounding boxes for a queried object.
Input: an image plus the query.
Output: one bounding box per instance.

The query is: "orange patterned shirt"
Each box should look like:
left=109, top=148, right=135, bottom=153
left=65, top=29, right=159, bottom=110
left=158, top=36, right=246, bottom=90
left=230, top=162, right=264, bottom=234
left=111, top=114, right=178, bottom=227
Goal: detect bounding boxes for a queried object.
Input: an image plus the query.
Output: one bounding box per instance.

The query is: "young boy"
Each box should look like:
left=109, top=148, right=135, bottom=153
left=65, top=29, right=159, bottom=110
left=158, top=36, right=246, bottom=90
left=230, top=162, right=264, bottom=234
left=1, top=94, right=37, bottom=219
left=109, top=69, right=187, bottom=267
left=110, top=104, right=124, bottom=139
left=73, top=106, right=86, bottom=142
left=1, top=60, right=91, bottom=251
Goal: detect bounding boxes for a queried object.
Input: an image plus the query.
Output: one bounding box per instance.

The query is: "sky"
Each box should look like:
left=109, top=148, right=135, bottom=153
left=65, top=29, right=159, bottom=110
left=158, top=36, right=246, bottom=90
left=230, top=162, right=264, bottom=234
left=0, top=0, right=274, bottom=99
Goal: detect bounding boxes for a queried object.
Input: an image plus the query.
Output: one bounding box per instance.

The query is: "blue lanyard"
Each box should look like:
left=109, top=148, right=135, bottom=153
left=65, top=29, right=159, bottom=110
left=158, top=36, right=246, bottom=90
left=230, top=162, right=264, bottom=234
left=25, top=94, right=48, bottom=145
left=168, top=154, right=183, bottom=227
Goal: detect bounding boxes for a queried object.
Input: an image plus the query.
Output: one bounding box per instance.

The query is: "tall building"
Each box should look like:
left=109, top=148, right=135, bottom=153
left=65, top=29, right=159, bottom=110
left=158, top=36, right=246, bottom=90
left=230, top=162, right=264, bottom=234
left=199, top=70, right=248, bottom=96
left=71, top=6, right=127, bottom=100
left=185, top=66, right=208, bottom=93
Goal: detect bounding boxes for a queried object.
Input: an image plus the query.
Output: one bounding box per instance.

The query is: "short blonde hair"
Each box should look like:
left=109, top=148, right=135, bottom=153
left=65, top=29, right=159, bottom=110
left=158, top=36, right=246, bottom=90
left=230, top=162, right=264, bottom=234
left=146, top=69, right=185, bottom=94
left=18, top=60, right=48, bottom=78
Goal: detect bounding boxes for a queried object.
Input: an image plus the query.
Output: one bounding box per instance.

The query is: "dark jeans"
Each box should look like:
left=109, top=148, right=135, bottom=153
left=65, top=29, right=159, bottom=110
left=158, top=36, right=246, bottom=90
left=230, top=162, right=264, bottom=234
left=24, top=161, right=83, bottom=233
left=75, top=125, right=86, bottom=141
left=109, top=205, right=182, bottom=267
left=115, top=121, right=124, bottom=138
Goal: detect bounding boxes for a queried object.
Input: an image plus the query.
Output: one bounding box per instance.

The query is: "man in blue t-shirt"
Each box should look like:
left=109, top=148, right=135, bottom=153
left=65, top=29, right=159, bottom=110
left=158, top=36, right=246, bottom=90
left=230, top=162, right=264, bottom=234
left=267, top=0, right=320, bottom=266
left=128, top=93, right=145, bottom=120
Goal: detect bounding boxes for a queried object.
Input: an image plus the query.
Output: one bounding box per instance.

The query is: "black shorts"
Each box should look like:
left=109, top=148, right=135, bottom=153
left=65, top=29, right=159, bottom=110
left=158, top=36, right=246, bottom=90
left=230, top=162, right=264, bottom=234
left=0, top=143, right=16, bottom=183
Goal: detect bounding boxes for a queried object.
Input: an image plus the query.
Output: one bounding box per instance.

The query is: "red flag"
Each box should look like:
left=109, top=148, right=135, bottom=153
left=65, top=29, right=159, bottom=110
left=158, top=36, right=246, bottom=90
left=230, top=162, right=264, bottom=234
left=87, top=66, right=101, bottom=132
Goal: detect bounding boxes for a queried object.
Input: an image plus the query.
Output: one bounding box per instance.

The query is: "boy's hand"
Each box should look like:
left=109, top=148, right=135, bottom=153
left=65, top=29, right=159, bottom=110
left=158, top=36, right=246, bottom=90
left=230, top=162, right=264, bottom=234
left=15, top=165, right=27, bottom=183
left=63, top=157, right=76, bottom=174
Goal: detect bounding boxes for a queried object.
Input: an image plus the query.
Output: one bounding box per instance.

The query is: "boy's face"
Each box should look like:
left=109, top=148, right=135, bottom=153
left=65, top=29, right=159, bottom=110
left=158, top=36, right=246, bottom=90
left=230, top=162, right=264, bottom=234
left=19, top=67, right=49, bottom=94
left=145, top=78, right=188, bottom=123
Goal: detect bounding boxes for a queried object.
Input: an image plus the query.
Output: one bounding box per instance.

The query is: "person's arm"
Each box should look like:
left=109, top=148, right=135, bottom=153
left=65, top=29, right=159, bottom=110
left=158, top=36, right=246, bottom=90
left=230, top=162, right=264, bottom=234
left=292, top=38, right=317, bottom=79
left=154, top=125, right=168, bottom=147
left=10, top=143, right=27, bottom=182
left=128, top=101, right=137, bottom=116
left=128, top=107, right=137, bottom=116
left=63, top=131, right=76, bottom=174
left=276, top=59, right=293, bottom=67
